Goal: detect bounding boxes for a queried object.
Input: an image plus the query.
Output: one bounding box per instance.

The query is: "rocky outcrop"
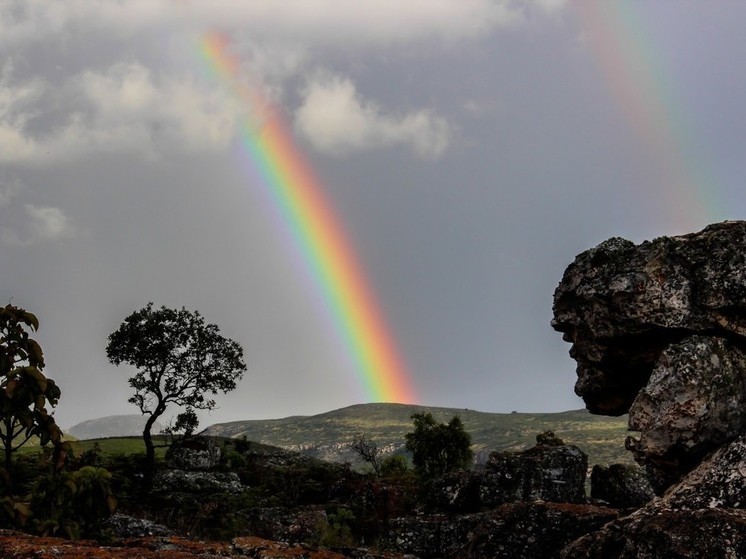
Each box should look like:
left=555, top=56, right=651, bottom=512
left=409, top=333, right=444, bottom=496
left=566, top=439, right=746, bottom=557
left=244, top=506, right=329, bottom=545
left=384, top=503, right=617, bottom=559
left=153, top=469, right=243, bottom=495
left=483, top=441, right=587, bottom=505
left=103, top=514, right=175, bottom=538
left=426, top=438, right=587, bottom=514
left=590, top=464, right=653, bottom=509
left=552, top=222, right=746, bottom=556
left=552, top=222, right=746, bottom=487
left=166, top=438, right=222, bottom=470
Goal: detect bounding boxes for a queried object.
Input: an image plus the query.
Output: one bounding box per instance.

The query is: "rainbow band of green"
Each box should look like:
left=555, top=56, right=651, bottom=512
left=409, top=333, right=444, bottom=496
left=200, top=32, right=415, bottom=403
left=574, top=3, right=722, bottom=229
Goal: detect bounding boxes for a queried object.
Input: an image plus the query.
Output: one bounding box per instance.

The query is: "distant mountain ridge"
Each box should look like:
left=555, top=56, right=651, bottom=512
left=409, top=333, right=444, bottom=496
left=66, top=414, right=164, bottom=440
left=202, top=403, right=633, bottom=467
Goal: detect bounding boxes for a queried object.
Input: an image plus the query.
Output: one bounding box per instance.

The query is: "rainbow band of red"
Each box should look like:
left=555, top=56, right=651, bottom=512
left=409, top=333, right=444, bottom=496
left=200, top=32, right=415, bottom=403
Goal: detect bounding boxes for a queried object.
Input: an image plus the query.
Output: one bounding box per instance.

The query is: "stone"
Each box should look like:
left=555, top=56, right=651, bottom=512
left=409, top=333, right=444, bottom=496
left=383, top=503, right=617, bottom=559
left=660, top=434, right=746, bottom=510
left=426, top=441, right=587, bottom=514
left=561, top=508, right=746, bottom=559
left=552, top=221, right=746, bottom=416
left=244, top=506, right=329, bottom=545
left=103, top=513, right=175, bottom=538
left=553, top=222, right=746, bottom=557
left=165, top=437, right=221, bottom=470
left=152, top=469, right=243, bottom=494
left=482, top=443, right=588, bottom=505
left=590, top=464, right=653, bottom=509
left=0, top=530, right=412, bottom=559
left=552, top=221, right=746, bottom=488
left=626, top=335, right=746, bottom=490
left=563, top=427, right=746, bottom=557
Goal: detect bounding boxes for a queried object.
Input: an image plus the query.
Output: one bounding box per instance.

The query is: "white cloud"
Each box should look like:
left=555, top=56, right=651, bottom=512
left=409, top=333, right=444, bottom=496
left=1, top=204, right=78, bottom=246
left=295, top=75, right=451, bottom=158
left=0, top=62, right=240, bottom=164
left=1, top=0, right=541, bottom=49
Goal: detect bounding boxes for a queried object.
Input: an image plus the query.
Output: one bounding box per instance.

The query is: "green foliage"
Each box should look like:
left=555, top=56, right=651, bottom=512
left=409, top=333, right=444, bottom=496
left=31, top=465, right=116, bottom=539
left=405, top=413, right=473, bottom=479
left=0, top=305, right=63, bottom=492
left=379, top=454, right=411, bottom=479
left=206, top=404, right=633, bottom=470
left=318, top=506, right=356, bottom=547
left=106, top=303, right=246, bottom=471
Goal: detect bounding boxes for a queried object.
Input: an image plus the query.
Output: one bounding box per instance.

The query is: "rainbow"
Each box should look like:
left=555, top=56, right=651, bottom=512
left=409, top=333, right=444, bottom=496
left=574, top=3, right=723, bottom=230
left=199, top=32, right=415, bottom=403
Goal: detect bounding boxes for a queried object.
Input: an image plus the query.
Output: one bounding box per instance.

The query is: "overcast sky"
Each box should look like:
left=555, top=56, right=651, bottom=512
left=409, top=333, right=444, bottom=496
left=3, top=1, right=745, bottom=429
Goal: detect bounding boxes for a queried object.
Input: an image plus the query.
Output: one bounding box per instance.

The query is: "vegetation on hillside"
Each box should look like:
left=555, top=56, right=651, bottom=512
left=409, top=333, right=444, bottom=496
left=203, top=403, right=633, bottom=468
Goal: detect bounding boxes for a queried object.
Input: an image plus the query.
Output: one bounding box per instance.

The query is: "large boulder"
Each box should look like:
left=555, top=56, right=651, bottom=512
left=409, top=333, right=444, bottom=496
left=590, top=464, right=653, bottom=509
left=552, top=222, right=746, bottom=416
left=153, top=469, right=243, bottom=495
left=166, top=437, right=222, bottom=470
left=552, top=222, right=746, bottom=487
left=626, top=335, right=746, bottom=490
left=384, top=503, right=617, bottom=559
left=567, top=441, right=746, bottom=557
left=482, top=441, right=588, bottom=505
left=427, top=439, right=587, bottom=513
left=553, top=222, right=746, bottom=556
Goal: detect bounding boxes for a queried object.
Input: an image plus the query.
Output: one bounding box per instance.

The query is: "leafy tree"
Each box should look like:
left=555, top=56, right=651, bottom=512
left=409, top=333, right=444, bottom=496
left=0, top=305, right=63, bottom=491
left=106, top=303, right=246, bottom=472
left=404, top=413, right=473, bottom=479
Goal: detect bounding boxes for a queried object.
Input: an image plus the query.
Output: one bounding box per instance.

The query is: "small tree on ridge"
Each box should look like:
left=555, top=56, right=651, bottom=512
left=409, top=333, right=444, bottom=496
left=405, top=412, right=472, bottom=479
left=106, top=303, right=246, bottom=472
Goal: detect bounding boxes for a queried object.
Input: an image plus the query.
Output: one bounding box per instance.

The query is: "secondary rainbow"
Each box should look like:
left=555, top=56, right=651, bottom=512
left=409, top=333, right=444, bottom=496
left=575, top=3, right=723, bottom=230
left=200, top=32, right=415, bottom=403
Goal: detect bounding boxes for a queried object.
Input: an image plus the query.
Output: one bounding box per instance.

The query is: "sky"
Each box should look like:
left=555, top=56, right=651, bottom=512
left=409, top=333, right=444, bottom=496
left=2, top=1, right=746, bottom=430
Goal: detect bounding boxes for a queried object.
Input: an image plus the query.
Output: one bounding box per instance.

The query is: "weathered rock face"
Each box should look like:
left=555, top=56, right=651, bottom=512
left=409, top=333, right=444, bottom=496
left=166, top=437, right=222, bottom=470
left=483, top=443, right=588, bottom=505
left=590, top=464, right=653, bottom=509
left=552, top=222, right=746, bottom=416
left=553, top=222, right=746, bottom=556
left=552, top=222, right=746, bottom=487
left=384, top=503, right=617, bottom=559
left=103, top=513, right=175, bottom=538
left=561, top=508, right=746, bottom=559
left=626, top=335, right=746, bottom=489
left=427, top=441, right=587, bottom=514
left=153, top=469, right=243, bottom=495
left=564, top=439, right=746, bottom=557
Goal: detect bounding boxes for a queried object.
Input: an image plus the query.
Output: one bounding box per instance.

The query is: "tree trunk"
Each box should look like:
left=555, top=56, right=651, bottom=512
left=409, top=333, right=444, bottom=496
left=142, top=408, right=164, bottom=485
left=2, top=419, right=13, bottom=495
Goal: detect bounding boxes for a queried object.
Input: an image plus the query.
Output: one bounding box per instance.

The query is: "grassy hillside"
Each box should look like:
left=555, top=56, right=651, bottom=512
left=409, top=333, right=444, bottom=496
left=202, top=403, right=634, bottom=467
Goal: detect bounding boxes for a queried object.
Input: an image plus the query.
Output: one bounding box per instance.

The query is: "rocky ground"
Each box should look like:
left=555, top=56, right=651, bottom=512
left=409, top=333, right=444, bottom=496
left=0, top=530, right=410, bottom=558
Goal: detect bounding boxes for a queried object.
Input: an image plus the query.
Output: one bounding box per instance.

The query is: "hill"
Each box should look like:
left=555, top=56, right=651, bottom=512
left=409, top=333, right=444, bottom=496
left=202, top=403, right=633, bottom=467
left=66, top=414, right=164, bottom=440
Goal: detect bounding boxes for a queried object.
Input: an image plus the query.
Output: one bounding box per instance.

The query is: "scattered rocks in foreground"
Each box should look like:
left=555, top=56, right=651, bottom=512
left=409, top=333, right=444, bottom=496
left=0, top=530, right=412, bottom=559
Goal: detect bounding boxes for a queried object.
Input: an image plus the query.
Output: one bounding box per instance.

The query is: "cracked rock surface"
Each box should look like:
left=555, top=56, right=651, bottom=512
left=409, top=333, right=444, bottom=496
left=552, top=221, right=746, bottom=487
left=553, top=222, right=746, bottom=557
